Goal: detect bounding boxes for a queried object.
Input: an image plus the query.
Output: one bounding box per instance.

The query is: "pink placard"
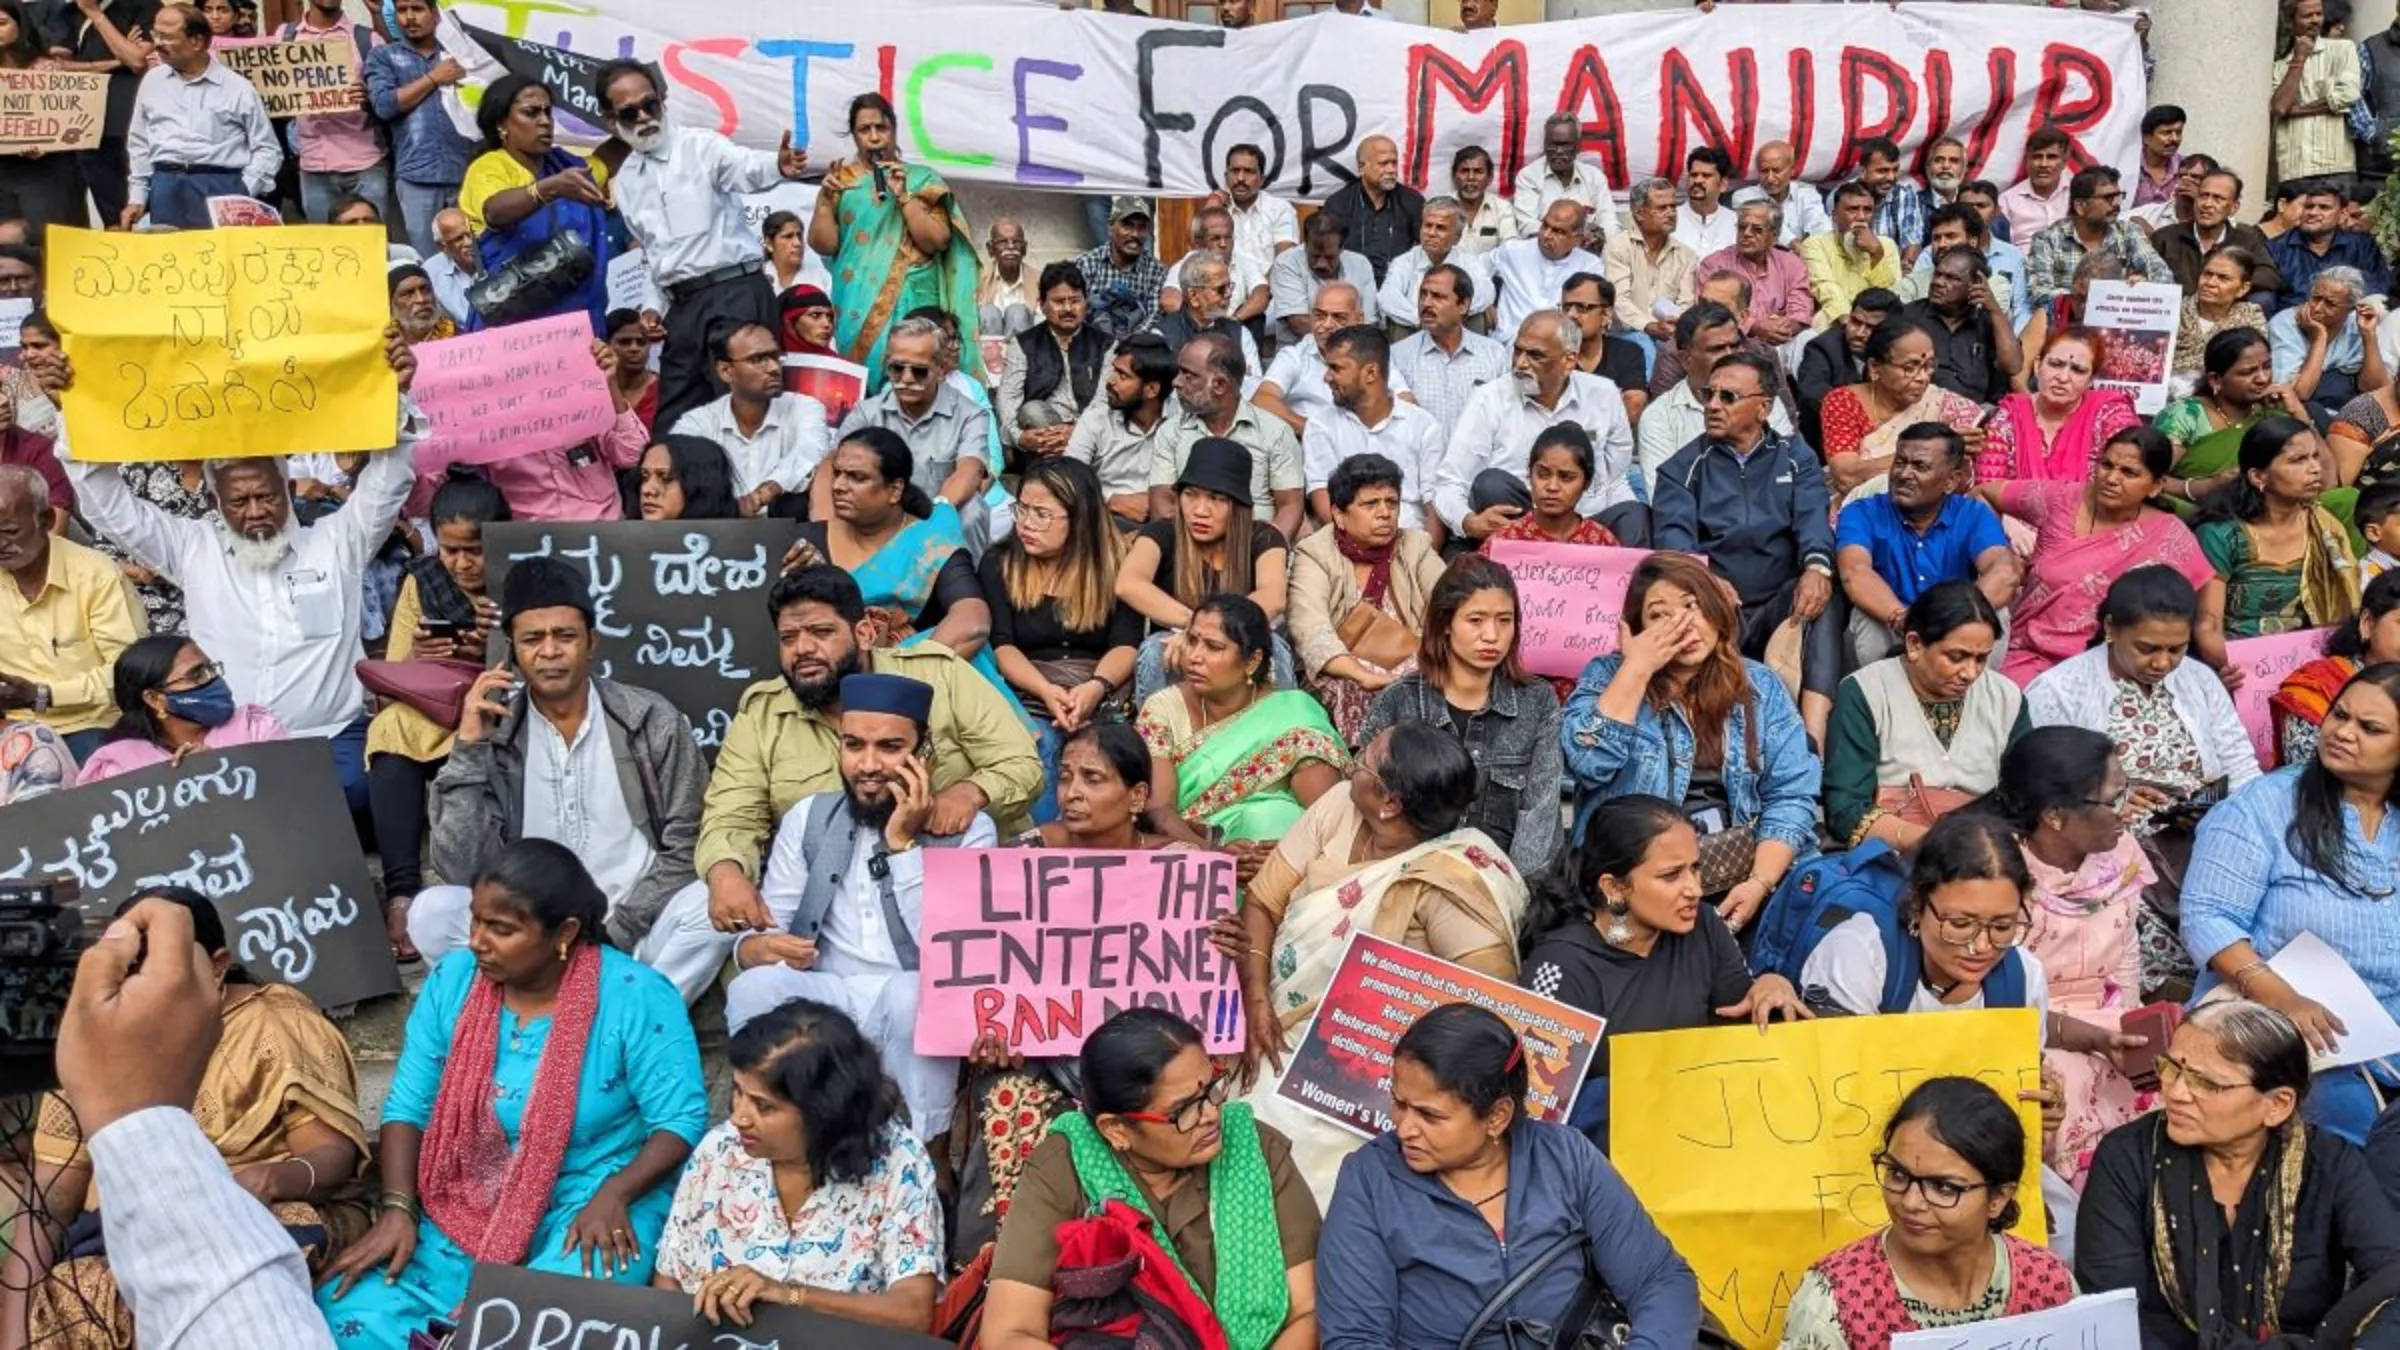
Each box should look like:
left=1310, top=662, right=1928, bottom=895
left=914, top=848, right=1244, bottom=1058
left=412, top=315, right=616, bottom=468
left=2225, top=627, right=2335, bottom=769
left=1487, top=540, right=1664, bottom=680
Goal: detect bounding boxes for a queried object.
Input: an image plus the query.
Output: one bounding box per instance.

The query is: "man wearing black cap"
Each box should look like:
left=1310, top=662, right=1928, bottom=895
left=389, top=262, right=451, bottom=345
left=710, top=670, right=994, bottom=1141
left=409, top=554, right=707, bottom=965
left=646, top=565, right=1042, bottom=1003
left=1072, top=197, right=1170, bottom=344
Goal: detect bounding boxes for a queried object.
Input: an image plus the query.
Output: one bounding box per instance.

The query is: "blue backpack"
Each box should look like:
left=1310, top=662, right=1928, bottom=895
left=1749, top=841, right=2028, bottom=1014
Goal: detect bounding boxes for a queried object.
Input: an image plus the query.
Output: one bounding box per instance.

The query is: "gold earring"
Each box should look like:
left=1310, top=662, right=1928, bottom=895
left=556, top=942, right=570, bottom=962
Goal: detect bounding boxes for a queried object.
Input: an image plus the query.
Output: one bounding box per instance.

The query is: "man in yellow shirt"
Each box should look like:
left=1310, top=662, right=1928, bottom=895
left=1798, top=181, right=1903, bottom=329
left=0, top=466, right=142, bottom=761
left=639, top=563, right=1044, bottom=1002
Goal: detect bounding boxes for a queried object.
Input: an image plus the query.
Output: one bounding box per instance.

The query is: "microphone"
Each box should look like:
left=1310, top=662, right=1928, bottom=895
left=870, top=149, right=890, bottom=205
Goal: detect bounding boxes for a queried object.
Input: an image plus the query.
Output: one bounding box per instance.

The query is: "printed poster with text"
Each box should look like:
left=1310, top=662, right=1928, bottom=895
left=1276, top=934, right=1603, bottom=1137
left=2225, top=627, right=2335, bottom=770
left=915, top=848, right=1245, bottom=1057
left=1610, top=1010, right=2046, bottom=1349
left=48, top=225, right=397, bottom=460
left=2083, top=280, right=2179, bottom=415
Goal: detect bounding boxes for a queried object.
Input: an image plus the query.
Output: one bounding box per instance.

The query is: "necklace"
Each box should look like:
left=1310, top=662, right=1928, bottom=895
left=1194, top=686, right=1257, bottom=733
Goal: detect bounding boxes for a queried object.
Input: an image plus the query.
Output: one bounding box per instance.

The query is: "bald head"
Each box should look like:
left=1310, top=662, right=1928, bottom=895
left=432, top=207, right=477, bottom=271
left=1356, top=134, right=1400, bottom=195
left=1537, top=200, right=1586, bottom=261
left=1311, top=281, right=1364, bottom=340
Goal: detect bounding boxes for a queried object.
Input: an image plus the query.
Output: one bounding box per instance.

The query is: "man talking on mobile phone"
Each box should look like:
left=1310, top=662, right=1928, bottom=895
left=718, top=671, right=997, bottom=1143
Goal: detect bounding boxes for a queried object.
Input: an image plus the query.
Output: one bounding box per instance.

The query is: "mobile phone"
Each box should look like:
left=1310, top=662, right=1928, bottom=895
left=2120, top=1002, right=2182, bottom=1091
left=420, top=618, right=462, bottom=638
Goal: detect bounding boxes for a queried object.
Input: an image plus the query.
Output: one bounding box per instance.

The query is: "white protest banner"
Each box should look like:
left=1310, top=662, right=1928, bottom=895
left=444, top=0, right=2144, bottom=200
left=1889, top=1288, right=2136, bottom=1350
left=2084, top=280, right=2179, bottom=415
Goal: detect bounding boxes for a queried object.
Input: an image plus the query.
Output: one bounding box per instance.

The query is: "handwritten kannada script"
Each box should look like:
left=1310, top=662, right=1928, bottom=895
left=49, top=225, right=397, bottom=461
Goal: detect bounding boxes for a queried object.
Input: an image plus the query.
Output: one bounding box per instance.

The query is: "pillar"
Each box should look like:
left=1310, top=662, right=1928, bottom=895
left=2148, top=0, right=2276, bottom=201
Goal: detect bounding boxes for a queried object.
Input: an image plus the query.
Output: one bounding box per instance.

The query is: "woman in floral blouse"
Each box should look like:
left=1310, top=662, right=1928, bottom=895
left=653, top=1000, right=942, bottom=1330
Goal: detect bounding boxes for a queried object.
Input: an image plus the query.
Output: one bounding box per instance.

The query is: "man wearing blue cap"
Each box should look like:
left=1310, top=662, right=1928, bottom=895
left=717, top=670, right=995, bottom=1140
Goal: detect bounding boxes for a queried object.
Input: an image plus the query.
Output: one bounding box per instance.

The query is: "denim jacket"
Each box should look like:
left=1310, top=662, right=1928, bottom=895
left=1561, top=654, right=1821, bottom=856
left=1356, top=672, right=1562, bottom=879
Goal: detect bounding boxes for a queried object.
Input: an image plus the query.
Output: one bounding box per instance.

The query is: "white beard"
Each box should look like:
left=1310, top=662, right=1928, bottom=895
left=219, top=517, right=296, bottom=571
left=1512, top=370, right=1540, bottom=400
left=628, top=123, right=668, bottom=156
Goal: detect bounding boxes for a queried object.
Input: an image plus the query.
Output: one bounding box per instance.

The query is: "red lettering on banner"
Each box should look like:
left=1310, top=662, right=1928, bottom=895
left=877, top=44, right=896, bottom=110
left=661, top=39, right=742, bottom=137
left=1406, top=41, right=1529, bottom=191
left=1552, top=45, right=1628, bottom=192
left=2028, top=43, right=2113, bottom=171
left=1829, top=46, right=1916, bottom=178
left=1915, top=49, right=1953, bottom=176
left=1786, top=49, right=1816, bottom=172
left=1658, top=48, right=1758, bottom=181
left=1960, top=47, right=2017, bottom=180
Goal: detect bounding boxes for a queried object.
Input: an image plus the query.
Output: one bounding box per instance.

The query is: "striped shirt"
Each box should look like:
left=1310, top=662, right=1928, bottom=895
left=1388, top=327, right=1508, bottom=437
left=2275, top=38, right=2365, bottom=181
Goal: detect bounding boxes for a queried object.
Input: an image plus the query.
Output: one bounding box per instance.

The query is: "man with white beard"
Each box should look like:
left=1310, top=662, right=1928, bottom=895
left=39, top=329, right=423, bottom=815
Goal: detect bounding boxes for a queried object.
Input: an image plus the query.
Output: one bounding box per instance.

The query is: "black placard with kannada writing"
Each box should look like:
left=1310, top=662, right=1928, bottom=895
left=0, top=739, right=399, bottom=1008
left=484, top=520, right=800, bottom=757
left=457, top=1262, right=959, bottom=1350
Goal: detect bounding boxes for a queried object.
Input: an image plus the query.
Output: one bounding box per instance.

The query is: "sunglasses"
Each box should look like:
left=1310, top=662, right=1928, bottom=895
left=1699, top=387, right=1763, bottom=406
left=611, top=95, right=663, bottom=127
left=884, top=361, right=933, bottom=380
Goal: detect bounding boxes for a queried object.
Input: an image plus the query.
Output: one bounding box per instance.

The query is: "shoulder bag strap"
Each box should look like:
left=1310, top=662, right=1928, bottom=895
left=1454, top=1231, right=1590, bottom=1350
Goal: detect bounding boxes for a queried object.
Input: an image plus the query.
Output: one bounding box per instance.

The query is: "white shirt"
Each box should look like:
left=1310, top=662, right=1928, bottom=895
left=1377, top=246, right=1495, bottom=328
left=1455, top=195, right=1512, bottom=256
left=125, top=60, right=281, bottom=204
left=1733, top=182, right=1832, bottom=248
left=766, top=252, right=834, bottom=298
left=670, top=391, right=833, bottom=496
left=1801, top=912, right=2053, bottom=1031
left=68, top=406, right=425, bottom=739
left=1302, top=400, right=1446, bottom=530
left=521, top=682, right=656, bottom=909
left=424, top=251, right=478, bottom=323
left=1260, top=335, right=1412, bottom=429
left=2024, top=647, right=2262, bottom=791
left=1434, top=373, right=1636, bottom=531
left=1486, top=237, right=1605, bottom=344
left=1675, top=201, right=1739, bottom=257
left=1390, top=327, right=1509, bottom=436
left=752, top=796, right=1001, bottom=975
left=95, top=1108, right=335, bottom=1349
left=1228, top=193, right=1301, bottom=289
left=612, top=126, right=789, bottom=288
left=1636, top=378, right=1795, bottom=489
left=1510, top=158, right=1615, bottom=238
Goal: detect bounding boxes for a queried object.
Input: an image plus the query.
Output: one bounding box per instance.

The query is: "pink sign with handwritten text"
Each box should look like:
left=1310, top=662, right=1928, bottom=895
left=1487, top=540, right=1671, bottom=680
left=412, top=315, right=617, bottom=469
left=2225, top=627, right=2336, bottom=769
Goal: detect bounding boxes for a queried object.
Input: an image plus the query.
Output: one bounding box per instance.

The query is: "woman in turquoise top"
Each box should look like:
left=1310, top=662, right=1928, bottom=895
left=317, top=840, right=708, bottom=1348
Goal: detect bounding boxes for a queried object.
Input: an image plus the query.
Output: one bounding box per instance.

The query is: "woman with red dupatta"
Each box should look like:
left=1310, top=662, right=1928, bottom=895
left=315, top=841, right=708, bottom=1349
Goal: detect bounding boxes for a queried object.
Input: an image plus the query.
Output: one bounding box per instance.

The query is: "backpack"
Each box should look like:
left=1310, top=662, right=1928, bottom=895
left=1749, top=842, right=2028, bottom=1014
left=1046, top=1200, right=1227, bottom=1350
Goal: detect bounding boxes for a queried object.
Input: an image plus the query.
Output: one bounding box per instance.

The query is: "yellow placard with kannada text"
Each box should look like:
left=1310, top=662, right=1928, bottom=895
left=1609, top=1009, right=2047, bottom=1350
left=47, top=225, right=397, bottom=461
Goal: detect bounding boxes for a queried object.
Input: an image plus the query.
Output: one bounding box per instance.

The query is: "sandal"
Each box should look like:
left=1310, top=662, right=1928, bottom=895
left=384, top=893, right=421, bottom=964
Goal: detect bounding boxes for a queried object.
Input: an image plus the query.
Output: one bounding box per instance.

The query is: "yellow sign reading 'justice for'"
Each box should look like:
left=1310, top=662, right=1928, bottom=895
left=48, top=225, right=397, bottom=461
left=1609, top=1010, right=2048, bottom=1349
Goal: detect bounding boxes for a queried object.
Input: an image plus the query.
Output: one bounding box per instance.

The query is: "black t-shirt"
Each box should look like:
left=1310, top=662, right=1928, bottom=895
left=977, top=550, right=1146, bottom=710
left=796, top=518, right=979, bottom=635
left=1134, top=519, right=1289, bottom=609
left=1899, top=298, right=2007, bottom=405
left=72, top=0, right=159, bottom=137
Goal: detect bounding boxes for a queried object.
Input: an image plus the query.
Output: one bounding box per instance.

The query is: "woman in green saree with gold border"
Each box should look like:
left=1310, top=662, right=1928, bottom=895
left=2155, top=327, right=2312, bottom=517
left=1138, top=594, right=1345, bottom=850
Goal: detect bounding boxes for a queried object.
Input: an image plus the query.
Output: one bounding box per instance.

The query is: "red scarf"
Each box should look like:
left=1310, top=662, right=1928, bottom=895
left=418, top=943, right=602, bottom=1264
left=1334, top=531, right=1397, bottom=607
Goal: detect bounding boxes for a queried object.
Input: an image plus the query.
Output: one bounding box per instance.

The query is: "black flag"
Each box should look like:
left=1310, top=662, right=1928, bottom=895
left=460, top=23, right=646, bottom=143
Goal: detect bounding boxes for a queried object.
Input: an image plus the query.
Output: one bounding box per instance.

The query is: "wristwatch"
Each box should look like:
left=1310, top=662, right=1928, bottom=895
left=29, top=684, right=48, bottom=714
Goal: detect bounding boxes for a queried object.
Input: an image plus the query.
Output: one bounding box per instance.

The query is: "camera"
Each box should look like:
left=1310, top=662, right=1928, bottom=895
left=0, top=878, right=89, bottom=1096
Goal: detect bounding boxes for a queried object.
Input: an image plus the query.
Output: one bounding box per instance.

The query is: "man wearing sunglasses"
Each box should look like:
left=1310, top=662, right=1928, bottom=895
left=595, top=58, right=811, bottom=435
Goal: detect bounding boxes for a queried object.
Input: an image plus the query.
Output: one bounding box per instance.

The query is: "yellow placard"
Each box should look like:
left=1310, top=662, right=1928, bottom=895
left=47, top=225, right=397, bottom=462
left=1608, top=1010, right=2047, bottom=1349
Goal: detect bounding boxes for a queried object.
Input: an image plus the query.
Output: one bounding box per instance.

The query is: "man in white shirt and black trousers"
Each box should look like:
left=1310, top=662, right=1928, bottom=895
left=596, top=59, right=811, bottom=434
left=721, top=670, right=997, bottom=1142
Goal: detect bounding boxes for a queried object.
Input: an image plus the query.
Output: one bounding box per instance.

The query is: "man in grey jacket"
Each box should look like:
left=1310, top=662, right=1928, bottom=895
left=409, top=556, right=706, bottom=963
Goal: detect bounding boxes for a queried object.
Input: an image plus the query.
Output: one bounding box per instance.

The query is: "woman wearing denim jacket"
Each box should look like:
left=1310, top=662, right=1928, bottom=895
left=1562, top=552, right=1822, bottom=934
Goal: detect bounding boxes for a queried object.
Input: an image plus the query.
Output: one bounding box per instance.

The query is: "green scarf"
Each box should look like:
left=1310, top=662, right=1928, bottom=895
left=1050, top=1103, right=1289, bottom=1350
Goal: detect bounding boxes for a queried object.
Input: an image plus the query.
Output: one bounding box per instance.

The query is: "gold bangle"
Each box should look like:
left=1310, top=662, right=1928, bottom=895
left=2229, top=959, right=2268, bottom=995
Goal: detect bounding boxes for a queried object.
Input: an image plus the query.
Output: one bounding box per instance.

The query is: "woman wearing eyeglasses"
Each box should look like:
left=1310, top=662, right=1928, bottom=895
left=76, top=635, right=287, bottom=785
left=2181, top=664, right=2400, bottom=1145
left=2075, top=1000, right=2400, bottom=1349
left=1779, top=1076, right=2075, bottom=1350
left=1815, top=319, right=1985, bottom=500
left=1315, top=1003, right=1701, bottom=1350
left=982, top=1007, right=1321, bottom=1350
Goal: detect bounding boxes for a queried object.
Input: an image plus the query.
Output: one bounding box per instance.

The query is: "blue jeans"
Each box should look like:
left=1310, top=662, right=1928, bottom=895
left=392, top=178, right=457, bottom=259
left=148, top=168, right=247, bottom=229
left=299, top=160, right=394, bottom=231
left=1029, top=719, right=1065, bottom=825
left=2306, top=1059, right=2400, bottom=1146
left=328, top=715, right=370, bottom=816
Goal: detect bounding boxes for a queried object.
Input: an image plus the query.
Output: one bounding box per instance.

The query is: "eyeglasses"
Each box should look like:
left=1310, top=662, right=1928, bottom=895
left=1919, top=900, right=2028, bottom=950
left=884, top=361, right=933, bottom=380
left=1699, top=387, right=1764, bottom=406
left=1119, top=1066, right=1234, bottom=1133
left=159, top=660, right=224, bottom=692
left=610, top=95, right=662, bottom=127
left=2085, top=783, right=2132, bottom=814
left=1560, top=300, right=1602, bottom=315
left=1872, top=1152, right=1990, bottom=1210
left=1016, top=502, right=1063, bottom=528
left=2157, top=1053, right=2256, bottom=1097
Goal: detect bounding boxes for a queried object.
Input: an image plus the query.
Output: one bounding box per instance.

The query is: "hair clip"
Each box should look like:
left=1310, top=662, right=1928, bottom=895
left=1503, top=1039, right=1523, bottom=1071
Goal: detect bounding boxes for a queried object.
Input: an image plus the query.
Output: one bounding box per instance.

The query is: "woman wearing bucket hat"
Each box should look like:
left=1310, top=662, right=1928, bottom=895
left=1118, top=436, right=1296, bottom=704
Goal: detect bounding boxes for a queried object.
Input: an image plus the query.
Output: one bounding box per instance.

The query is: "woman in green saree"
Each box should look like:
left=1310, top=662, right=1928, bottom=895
left=808, top=92, right=985, bottom=391
left=2155, top=327, right=2311, bottom=517
left=1138, top=594, right=1345, bottom=852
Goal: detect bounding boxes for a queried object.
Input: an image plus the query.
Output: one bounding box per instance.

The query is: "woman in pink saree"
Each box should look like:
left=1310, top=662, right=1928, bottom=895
left=1975, top=327, right=2142, bottom=484
left=1980, top=426, right=2215, bottom=686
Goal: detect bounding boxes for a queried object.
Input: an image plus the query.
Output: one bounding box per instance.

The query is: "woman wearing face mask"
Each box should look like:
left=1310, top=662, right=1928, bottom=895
left=2075, top=1000, right=2400, bottom=1348
left=2275, top=569, right=2400, bottom=765
left=2169, top=247, right=2269, bottom=396
left=1826, top=582, right=2027, bottom=851
left=1313, top=1003, right=1702, bottom=1350
left=77, top=635, right=287, bottom=784
left=1973, top=328, right=2140, bottom=484
left=2194, top=416, right=2360, bottom=668
left=2156, top=328, right=2311, bottom=513
left=652, top=1000, right=939, bottom=1331
left=809, top=92, right=983, bottom=387
left=1779, top=1077, right=2075, bottom=1350
left=1517, top=795, right=1811, bottom=1149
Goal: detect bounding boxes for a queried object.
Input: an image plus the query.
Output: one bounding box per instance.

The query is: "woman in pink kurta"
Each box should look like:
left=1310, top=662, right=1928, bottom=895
left=1980, top=427, right=2214, bottom=686
left=1974, top=328, right=2141, bottom=484
left=77, top=636, right=289, bottom=785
